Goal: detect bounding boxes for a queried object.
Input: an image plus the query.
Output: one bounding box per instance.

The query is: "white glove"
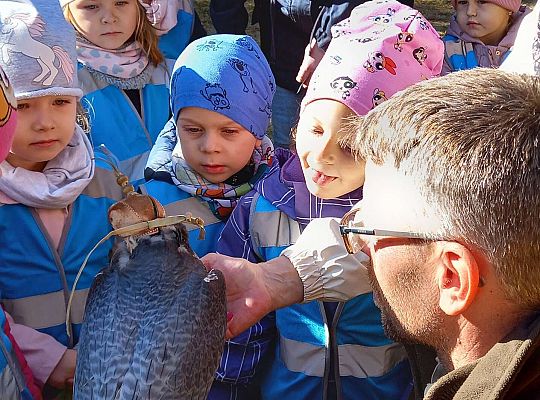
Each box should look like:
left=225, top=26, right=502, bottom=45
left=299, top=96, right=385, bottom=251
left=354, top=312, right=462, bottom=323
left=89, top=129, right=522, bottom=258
left=281, top=217, right=372, bottom=303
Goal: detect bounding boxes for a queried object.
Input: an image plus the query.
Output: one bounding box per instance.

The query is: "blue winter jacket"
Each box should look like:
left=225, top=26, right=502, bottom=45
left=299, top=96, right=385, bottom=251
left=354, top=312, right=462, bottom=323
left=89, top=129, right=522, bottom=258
left=217, top=151, right=413, bottom=400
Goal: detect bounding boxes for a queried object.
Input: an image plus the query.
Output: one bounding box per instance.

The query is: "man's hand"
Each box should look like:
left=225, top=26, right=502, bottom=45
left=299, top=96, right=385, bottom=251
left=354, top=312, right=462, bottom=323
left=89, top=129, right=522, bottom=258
left=47, top=348, right=76, bottom=389
left=296, top=38, right=326, bottom=88
left=201, top=254, right=303, bottom=338
left=201, top=254, right=274, bottom=338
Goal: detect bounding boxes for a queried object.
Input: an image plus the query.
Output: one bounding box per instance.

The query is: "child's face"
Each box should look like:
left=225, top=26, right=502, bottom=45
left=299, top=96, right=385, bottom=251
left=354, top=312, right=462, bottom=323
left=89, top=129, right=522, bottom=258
left=296, top=99, right=365, bottom=199
left=7, top=96, right=77, bottom=172
left=177, top=107, right=261, bottom=184
left=68, top=0, right=139, bottom=50
left=455, top=0, right=511, bottom=45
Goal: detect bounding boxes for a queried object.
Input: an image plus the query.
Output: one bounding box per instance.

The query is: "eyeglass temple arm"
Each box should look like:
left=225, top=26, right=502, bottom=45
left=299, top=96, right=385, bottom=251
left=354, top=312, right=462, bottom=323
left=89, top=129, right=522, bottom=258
left=340, top=226, right=428, bottom=239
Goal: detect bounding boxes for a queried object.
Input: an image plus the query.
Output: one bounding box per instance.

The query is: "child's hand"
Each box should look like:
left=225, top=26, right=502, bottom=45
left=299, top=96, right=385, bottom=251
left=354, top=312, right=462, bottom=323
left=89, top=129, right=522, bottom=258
left=47, top=349, right=77, bottom=389
left=296, top=38, right=326, bottom=88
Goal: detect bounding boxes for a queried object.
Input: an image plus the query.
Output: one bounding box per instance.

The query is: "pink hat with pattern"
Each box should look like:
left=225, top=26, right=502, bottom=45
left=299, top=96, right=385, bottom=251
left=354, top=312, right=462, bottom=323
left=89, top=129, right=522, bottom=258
left=302, top=0, right=444, bottom=116
left=451, top=0, right=521, bottom=12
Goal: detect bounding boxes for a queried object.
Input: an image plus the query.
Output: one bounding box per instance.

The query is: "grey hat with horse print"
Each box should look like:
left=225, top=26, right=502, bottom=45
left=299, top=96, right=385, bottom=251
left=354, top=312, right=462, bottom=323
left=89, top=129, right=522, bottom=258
left=0, top=0, right=83, bottom=100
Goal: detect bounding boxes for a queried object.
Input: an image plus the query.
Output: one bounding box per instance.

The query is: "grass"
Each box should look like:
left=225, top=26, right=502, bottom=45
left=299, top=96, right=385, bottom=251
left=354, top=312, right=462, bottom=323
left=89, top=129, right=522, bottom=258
left=195, top=0, right=535, bottom=37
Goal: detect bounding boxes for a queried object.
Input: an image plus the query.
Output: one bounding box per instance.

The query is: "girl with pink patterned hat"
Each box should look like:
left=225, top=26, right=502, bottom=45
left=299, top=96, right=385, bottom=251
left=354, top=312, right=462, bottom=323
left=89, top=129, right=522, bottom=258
left=216, top=1, right=444, bottom=399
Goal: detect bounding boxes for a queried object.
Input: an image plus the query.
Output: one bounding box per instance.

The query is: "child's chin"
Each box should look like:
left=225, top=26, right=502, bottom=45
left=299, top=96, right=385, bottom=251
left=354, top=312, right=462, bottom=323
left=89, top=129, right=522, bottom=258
left=306, top=181, right=341, bottom=199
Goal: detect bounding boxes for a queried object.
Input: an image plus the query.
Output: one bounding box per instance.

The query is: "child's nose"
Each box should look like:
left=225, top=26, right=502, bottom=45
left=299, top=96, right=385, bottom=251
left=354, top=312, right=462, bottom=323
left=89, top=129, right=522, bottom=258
left=101, top=8, right=119, bottom=24
left=467, top=2, right=478, bottom=16
left=200, top=133, right=220, bottom=153
left=313, top=136, right=337, bottom=164
left=32, top=111, right=54, bottom=131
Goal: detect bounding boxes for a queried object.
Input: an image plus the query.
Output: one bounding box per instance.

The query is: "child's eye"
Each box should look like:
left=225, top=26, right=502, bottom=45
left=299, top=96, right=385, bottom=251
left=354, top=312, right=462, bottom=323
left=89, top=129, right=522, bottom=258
left=80, top=3, right=98, bottom=10
left=181, top=126, right=202, bottom=134
left=115, top=1, right=129, bottom=6
left=17, top=103, right=29, bottom=111
left=309, top=127, right=324, bottom=136
left=222, top=129, right=238, bottom=135
left=457, top=0, right=468, bottom=4
left=53, top=98, right=71, bottom=106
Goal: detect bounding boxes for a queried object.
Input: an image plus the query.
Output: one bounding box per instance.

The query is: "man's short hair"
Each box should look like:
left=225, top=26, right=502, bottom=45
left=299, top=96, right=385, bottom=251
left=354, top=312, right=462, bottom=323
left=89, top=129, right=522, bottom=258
left=346, top=68, right=540, bottom=309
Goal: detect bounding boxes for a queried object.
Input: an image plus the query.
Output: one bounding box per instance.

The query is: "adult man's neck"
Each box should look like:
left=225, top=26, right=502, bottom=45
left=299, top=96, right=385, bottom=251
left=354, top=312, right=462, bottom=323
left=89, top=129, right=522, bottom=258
left=438, top=301, right=529, bottom=371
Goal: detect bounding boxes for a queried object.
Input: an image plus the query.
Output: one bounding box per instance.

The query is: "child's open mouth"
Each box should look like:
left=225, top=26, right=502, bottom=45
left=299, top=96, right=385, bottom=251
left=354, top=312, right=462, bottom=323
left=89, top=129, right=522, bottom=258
left=312, top=170, right=337, bottom=186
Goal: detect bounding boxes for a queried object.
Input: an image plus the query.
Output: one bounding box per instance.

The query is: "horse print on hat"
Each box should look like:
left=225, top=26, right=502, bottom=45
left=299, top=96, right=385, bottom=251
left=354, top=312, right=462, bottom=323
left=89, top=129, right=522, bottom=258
left=0, top=13, right=74, bottom=86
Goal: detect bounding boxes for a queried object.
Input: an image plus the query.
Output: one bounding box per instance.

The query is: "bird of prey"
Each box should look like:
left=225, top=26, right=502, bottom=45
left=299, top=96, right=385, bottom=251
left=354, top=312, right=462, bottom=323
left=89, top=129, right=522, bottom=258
left=74, top=192, right=226, bottom=399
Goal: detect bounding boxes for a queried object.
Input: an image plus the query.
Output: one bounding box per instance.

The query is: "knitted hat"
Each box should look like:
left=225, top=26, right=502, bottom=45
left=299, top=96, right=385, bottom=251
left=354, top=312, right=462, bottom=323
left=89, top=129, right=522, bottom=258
left=0, top=1, right=82, bottom=100
left=170, top=34, right=275, bottom=140
left=0, top=68, right=17, bottom=162
left=451, top=0, right=521, bottom=12
left=302, top=0, right=444, bottom=116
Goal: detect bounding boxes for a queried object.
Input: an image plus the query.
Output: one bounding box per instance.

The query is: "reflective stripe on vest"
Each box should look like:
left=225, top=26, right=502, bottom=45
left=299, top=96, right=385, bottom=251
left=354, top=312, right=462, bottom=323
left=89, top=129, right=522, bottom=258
left=249, top=192, right=300, bottom=260
left=280, top=335, right=407, bottom=379
left=251, top=208, right=300, bottom=249
left=83, top=166, right=125, bottom=201
left=2, top=288, right=89, bottom=330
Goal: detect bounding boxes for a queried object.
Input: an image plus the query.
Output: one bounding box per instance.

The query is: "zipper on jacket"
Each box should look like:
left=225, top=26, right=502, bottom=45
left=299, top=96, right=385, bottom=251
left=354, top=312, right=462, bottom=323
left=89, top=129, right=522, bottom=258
left=31, top=207, right=75, bottom=349
left=332, top=302, right=345, bottom=400
left=319, top=300, right=331, bottom=400
left=120, top=89, right=154, bottom=147
left=317, top=300, right=346, bottom=400
left=269, top=0, right=277, bottom=63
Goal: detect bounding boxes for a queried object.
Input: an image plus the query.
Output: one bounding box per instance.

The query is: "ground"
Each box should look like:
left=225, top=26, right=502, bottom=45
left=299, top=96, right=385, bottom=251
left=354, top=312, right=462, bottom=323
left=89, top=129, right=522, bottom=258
left=195, top=0, right=535, bottom=38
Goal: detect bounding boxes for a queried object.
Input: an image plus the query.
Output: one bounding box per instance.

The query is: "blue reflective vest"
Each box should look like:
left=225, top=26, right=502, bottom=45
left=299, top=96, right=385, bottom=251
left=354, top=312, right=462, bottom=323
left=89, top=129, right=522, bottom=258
left=78, top=65, right=171, bottom=189
left=0, top=159, right=123, bottom=348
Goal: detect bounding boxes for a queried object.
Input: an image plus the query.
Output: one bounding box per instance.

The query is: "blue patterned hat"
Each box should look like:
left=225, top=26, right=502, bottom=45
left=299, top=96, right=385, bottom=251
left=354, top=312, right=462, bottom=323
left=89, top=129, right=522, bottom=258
left=170, top=34, right=275, bottom=140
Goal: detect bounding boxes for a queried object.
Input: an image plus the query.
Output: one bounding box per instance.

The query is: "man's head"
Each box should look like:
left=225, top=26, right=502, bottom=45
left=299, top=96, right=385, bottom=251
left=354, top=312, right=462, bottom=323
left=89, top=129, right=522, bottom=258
left=343, top=69, right=540, bottom=348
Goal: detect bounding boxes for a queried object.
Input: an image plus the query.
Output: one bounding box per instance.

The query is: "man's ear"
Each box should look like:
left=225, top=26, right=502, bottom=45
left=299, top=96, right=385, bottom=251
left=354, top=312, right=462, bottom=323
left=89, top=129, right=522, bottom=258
left=436, top=242, right=480, bottom=316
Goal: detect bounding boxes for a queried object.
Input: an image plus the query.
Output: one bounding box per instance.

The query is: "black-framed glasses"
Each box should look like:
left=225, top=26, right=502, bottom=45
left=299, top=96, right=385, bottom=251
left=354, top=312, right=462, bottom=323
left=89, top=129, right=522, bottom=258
left=339, top=208, right=443, bottom=254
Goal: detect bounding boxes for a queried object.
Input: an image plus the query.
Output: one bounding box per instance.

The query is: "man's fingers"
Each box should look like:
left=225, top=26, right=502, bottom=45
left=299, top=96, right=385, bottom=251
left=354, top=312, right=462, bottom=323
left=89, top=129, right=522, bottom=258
left=200, top=253, right=216, bottom=271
